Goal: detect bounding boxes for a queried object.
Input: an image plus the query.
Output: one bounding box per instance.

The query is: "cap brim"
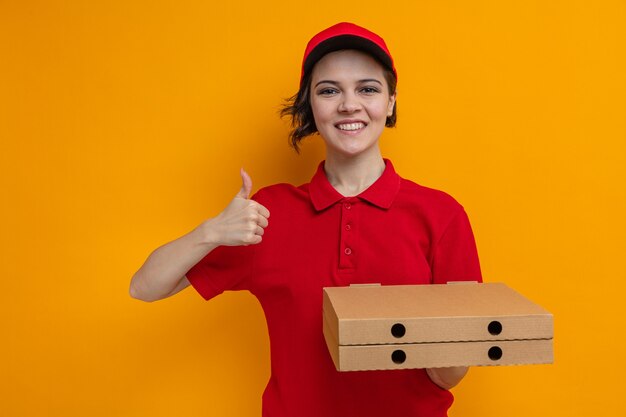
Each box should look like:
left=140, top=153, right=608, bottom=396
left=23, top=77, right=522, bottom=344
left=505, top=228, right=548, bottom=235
left=302, top=35, right=394, bottom=80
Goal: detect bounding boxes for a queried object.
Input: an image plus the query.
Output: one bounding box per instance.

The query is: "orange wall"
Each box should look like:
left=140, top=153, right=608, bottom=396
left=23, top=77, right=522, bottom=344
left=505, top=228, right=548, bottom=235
left=1, top=1, right=625, bottom=415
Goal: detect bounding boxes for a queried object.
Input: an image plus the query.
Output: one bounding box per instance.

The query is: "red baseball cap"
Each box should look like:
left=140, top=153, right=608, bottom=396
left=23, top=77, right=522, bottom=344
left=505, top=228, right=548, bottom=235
left=300, top=22, right=397, bottom=86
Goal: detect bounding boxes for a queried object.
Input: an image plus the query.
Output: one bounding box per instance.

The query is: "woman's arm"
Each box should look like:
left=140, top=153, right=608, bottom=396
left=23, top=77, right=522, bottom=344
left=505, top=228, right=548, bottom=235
left=129, top=224, right=218, bottom=302
left=129, top=169, right=270, bottom=302
left=426, top=209, right=480, bottom=388
left=426, top=366, right=469, bottom=390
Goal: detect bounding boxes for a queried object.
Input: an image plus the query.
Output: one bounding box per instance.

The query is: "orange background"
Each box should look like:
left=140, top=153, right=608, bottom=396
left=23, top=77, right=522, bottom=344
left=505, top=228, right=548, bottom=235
left=1, top=1, right=625, bottom=415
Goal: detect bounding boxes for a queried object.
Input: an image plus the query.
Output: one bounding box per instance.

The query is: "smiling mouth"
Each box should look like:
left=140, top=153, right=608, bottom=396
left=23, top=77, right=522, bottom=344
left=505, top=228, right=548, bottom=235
left=336, top=122, right=366, bottom=131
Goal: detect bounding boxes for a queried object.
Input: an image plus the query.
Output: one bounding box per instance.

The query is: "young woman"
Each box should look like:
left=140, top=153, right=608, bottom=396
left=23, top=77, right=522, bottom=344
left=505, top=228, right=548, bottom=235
left=130, top=22, right=482, bottom=417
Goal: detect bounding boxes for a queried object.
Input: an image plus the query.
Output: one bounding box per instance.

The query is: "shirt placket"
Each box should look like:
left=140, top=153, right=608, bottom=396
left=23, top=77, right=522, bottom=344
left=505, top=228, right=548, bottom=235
left=339, top=198, right=357, bottom=271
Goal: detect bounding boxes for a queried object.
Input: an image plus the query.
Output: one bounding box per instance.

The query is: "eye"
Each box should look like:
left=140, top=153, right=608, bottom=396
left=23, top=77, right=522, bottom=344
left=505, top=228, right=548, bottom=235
left=360, top=86, right=381, bottom=94
left=317, top=87, right=339, bottom=96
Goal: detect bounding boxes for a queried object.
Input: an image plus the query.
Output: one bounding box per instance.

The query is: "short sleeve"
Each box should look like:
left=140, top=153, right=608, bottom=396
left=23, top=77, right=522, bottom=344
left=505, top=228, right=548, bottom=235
left=185, top=243, right=255, bottom=300
left=431, top=209, right=482, bottom=284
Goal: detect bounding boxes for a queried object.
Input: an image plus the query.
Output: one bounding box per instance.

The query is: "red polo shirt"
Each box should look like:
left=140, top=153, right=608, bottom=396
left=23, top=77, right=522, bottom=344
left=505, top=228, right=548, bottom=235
left=187, top=159, right=482, bottom=417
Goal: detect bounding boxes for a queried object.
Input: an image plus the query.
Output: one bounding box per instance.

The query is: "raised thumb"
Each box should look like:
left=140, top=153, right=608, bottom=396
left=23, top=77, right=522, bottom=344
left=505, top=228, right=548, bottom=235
left=236, top=167, right=253, bottom=199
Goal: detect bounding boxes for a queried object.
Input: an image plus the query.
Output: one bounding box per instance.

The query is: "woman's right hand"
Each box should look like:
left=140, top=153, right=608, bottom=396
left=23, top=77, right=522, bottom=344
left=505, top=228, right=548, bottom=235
left=130, top=168, right=269, bottom=302
left=201, top=168, right=270, bottom=247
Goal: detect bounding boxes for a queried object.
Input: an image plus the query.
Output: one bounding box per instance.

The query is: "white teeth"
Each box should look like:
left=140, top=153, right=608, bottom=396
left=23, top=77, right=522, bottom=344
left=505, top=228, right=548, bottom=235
left=337, top=122, right=365, bottom=131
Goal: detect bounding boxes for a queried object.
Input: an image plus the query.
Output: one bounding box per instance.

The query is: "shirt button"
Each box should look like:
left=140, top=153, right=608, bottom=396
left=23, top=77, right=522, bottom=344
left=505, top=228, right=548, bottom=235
left=344, top=202, right=351, bottom=210
left=345, top=224, right=352, bottom=231
left=344, top=247, right=352, bottom=255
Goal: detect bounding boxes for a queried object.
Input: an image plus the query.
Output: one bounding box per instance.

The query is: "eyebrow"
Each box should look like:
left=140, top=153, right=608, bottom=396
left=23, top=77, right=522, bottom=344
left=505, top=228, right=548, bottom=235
left=314, top=78, right=383, bottom=88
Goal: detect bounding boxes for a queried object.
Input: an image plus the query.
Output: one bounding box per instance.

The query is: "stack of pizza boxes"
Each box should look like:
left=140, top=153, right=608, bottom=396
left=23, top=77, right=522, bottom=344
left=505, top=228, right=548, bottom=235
left=322, top=282, right=553, bottom=371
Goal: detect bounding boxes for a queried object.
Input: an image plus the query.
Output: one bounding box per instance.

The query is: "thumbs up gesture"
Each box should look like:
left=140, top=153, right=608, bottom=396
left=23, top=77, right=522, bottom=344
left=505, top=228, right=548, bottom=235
left=208, top=168, right=270, bottom=246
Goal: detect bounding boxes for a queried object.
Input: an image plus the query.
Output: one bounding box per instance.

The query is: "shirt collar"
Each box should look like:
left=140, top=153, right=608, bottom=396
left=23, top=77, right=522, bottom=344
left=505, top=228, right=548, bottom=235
left=309, top=158, right=401, bottom=211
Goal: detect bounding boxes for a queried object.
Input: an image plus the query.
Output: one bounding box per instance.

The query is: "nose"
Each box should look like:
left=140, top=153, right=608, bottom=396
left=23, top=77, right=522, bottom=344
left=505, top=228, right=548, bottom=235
left=338, top=92, right=361, bottom=113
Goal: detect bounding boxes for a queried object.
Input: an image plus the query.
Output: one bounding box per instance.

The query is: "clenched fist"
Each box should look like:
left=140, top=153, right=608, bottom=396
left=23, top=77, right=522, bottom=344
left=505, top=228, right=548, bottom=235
left=204, top=168, right=270, bottom=246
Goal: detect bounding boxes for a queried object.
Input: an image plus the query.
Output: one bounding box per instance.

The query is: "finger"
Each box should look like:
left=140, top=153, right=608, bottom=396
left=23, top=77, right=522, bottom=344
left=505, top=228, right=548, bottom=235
left=236, top=167, right=253, bottom=199
left=256, top=203, right=270, bottom=219
left=255, top=225, right=265, bottom=236
left=257, top=214, right=269, bottom=229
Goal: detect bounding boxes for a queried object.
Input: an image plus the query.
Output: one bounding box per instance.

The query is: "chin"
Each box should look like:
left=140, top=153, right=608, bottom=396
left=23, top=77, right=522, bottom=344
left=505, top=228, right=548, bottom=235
left=330, top=143, right=379, bottom=159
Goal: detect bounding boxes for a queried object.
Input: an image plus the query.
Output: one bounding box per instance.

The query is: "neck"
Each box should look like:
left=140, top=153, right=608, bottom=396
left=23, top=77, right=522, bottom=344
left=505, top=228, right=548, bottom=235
left=324, top=151, right=386, bottom=197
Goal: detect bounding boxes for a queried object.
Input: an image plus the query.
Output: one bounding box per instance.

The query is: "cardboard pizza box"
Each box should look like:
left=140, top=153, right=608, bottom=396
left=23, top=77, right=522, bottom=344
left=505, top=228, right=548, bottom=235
left=322, top=282, right=553, bottom=371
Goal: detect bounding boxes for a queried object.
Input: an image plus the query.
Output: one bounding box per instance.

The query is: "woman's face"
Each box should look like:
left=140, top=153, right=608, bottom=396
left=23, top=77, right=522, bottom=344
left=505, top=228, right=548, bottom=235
left=309, top=49, right=396, bottom=160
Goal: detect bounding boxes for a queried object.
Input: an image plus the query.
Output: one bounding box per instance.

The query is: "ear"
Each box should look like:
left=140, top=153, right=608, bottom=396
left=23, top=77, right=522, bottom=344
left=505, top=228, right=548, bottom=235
left=387, top=91, right=397, bottom=117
